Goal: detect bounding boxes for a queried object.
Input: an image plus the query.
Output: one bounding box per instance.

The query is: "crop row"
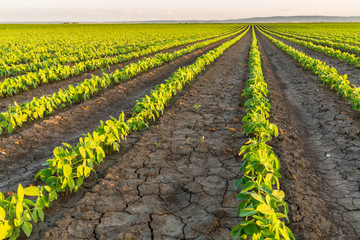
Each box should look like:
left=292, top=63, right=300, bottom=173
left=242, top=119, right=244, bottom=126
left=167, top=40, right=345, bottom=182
left=0, top=27, right=249, bottom=136
left=230, top=27, right=294, bottom=240
left=259, top=26, right=360, bottom=68
left=262, top=26, right=360, bottom=56
left=262, top=24, right=360, bottom=46
left=0, top=26, right=243, bottom=78
left=0, top=35, right=201, bottom=78
left=0, top=24, right=240, bottom=66
left=0, top=29, right=247, bottom=239
left=0, top=26, right=245, bottom=98
left=258, top=28, right=360, bottom=114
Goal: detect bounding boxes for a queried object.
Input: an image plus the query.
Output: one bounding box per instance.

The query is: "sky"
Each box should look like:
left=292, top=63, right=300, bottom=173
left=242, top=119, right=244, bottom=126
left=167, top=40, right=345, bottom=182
left=1, top=0, right=360, bottom=22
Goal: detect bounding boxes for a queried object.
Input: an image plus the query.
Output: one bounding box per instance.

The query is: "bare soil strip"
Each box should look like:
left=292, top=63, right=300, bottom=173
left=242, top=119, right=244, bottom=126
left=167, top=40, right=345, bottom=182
left=20, top=30, right=253, bottom=240
left=263, top=31, right=360, bottom=87
left=257, top=30, right=360, bottom=240
left=0, top=32, right=245, bottom=193
left=0, top=31, right=242, bottom=110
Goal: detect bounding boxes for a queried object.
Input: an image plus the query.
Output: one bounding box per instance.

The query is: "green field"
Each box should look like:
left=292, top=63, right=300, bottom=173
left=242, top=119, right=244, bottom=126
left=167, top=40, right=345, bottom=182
left=1, top=23, right=360, bottom=239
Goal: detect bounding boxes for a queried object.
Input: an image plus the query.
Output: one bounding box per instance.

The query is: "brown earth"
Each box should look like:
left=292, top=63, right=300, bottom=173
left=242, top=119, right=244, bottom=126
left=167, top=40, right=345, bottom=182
left=256, top=29, right=360, bottom=239
left=23, top=30, right=252, bottom=239
left=0, top=31, right=244, bottom=193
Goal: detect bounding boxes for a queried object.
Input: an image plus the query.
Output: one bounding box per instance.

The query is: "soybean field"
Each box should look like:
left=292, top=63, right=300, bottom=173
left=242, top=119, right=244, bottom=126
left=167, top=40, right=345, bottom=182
left=0, top=23, right=360, bottom=240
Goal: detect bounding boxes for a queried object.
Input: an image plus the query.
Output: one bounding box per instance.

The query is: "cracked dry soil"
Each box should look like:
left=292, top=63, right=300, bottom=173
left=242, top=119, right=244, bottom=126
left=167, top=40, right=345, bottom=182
left=26, top=32, right=252, bottom=239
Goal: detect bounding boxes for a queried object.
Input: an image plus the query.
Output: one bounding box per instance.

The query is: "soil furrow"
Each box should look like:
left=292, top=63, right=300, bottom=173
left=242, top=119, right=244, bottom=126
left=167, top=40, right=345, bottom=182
left=23, top=28, right=252, bottom=240
left=0, top=32, right=247, bottom=194
left=263, top=30, right=360, bottom=88
left=0, top=30, right=243, bottom=110
left=257, top=30, right=360, bottom=240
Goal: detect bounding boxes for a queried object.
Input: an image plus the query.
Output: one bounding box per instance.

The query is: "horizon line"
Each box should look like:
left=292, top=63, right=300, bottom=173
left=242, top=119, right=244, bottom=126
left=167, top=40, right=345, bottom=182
left=1, top=15, right=360, bottom=24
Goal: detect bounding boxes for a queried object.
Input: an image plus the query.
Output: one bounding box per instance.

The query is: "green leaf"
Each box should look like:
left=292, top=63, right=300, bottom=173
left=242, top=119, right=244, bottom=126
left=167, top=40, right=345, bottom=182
left=24, top=187, right=40, bottom=196
left=256, top=203, right=272, bottom=215
left=0, top=121, right=7, bottom=127
left=265, top=194, right=271, bottom=206
left=36, top=196, right=45, bottom=209
left=285, top=226, right=295, bottom=240
left=265, top=173, right=273, bottom=182
left=272, top=190, right=285, bottom=200
left=41, top=195, right=50, bottom=208
left=22, top=221, right=32, bottom=237
left=46, top=176, right=58, bottom=186
left=68, top=177, right=74, bottom=189
left=241, top=181, right=256, bottom=193
left=236, top=192, right=250, bottom=200
left=23, top=210, right=32, bottom=221
left=0, top=207, right=5, bottom=221
left=0, top=221, right=11, bottom=238
left=23, top=199, right=35, bottom=207
left=62, top=142, right=73, bottom=149
left=84, top=166, right=91, bottom=177
left=230, top=224, right=242, bottom=238
left=279, top=227, right=291, bottom=240
left=239, top=208, right=256, bottom=217
left=79, top=146, right=86, bottom=158
left=239, top=219, right=255, bottom=227
left=60, top=177, right=68, bottom=189
left=44, top=185, right=52, bottom=192
left=76, top=177, right=83, bottom=187
left=235, top=179, right=242, bottom=188
left=63, top=164, right=72, bottom=178
left=49, top=191, right=58, bottom=202
left=14, top=219, right=23, bottom=228
left=32, top=209, right=38, bottom=223
left=15, top=202, right=23, bottom=219
left=53, top=147, right=65, bottom=158
left=17, top=184, right=24, bottom=203
left=8, top=124, right=13, bottom=133
left=243, top=223, right=259, bottom=235
left=35, top=168, right=51, bottom=181
left=262, top=229, right=275, bottom=238
left=96, top=146, right=105, bottom=161
left=276, top=213, right=288, bottom=219
left=9, top=227, right=20, bottom=239
left=38, top=209, right=45, bottom=221
left=77, top=166, right=83, bottom=177
left=249, top=192, right=265, bottom=204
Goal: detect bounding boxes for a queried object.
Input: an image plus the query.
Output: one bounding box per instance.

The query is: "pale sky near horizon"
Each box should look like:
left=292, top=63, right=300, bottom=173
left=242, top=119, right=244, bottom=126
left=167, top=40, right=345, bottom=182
left=1, top=0, right=360, bottom=22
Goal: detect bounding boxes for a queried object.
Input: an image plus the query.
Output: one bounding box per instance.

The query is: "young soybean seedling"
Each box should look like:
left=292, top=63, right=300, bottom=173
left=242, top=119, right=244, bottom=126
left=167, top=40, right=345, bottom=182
left=192, top=104, right=201, bottom=112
